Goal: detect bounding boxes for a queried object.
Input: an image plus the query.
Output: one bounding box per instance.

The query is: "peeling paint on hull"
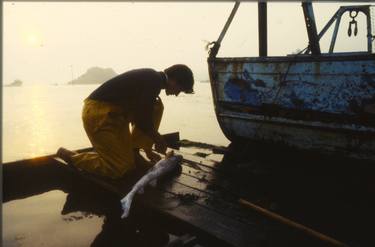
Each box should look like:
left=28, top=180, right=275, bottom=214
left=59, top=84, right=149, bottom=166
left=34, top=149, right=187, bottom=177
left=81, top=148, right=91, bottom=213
left=208, top=54, right=375, bottom=160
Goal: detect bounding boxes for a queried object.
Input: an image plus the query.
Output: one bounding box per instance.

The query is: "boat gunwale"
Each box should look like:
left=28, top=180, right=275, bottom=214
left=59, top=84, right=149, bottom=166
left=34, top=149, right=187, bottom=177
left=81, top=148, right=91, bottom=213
left=207, top=53, right=375, bottom=64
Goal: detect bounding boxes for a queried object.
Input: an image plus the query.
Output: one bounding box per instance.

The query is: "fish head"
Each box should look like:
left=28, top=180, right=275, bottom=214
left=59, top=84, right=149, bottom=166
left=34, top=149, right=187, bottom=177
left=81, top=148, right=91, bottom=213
left=168, top=154, right=183, bottom=174
left=170, top=154, right=183, bottom=164
left=165, top=151, right=182, bottom=164
left=165, top=150, right=175, bottom=159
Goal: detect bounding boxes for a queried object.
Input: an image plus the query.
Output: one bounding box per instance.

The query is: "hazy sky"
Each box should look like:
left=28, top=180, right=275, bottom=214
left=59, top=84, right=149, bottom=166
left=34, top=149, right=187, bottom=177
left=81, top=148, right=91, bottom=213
left=3, top=2, right=371, bottom=85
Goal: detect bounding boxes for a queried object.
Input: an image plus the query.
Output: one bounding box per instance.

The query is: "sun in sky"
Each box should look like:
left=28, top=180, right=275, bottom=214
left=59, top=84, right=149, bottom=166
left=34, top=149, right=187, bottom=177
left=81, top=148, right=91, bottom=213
left=26, top=32, right=43, bottom=47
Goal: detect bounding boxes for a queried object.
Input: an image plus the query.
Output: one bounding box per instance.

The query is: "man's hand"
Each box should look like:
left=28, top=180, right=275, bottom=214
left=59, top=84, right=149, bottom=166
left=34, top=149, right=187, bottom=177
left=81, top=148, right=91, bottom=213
left=150, top=131, right=167, bottom=155
left=154, top=136, right=167, bottom=154
left=145, top=150, right=162, bottom=163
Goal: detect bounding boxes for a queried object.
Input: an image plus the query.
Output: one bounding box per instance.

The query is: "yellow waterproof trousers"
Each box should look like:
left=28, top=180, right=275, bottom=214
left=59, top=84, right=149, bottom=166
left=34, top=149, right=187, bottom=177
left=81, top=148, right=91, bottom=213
left=71, top=98, right=164, bottom=179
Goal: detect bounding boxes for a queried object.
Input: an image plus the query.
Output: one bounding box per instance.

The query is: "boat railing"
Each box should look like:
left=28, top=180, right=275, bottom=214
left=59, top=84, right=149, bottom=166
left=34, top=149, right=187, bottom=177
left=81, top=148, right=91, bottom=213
left=307, top=4, right=375, bottom=54
left=208, top=3, right=375, bottom=60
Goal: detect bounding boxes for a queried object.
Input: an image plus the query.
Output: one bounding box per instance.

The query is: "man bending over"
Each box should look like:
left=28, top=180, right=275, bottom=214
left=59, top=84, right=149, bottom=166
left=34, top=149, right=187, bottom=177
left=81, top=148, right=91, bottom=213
left=57, top=64, right=194, bottom=179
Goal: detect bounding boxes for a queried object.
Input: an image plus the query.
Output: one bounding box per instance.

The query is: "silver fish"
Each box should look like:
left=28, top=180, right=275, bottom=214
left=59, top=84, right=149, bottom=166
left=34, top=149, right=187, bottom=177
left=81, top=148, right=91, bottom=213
left=120, top=153, right=183, bottom=218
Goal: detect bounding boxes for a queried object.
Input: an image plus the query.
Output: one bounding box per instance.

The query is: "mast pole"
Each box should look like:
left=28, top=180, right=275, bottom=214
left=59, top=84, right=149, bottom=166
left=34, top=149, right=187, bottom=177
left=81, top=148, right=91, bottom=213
left=258, top=2, right=268, bottom=57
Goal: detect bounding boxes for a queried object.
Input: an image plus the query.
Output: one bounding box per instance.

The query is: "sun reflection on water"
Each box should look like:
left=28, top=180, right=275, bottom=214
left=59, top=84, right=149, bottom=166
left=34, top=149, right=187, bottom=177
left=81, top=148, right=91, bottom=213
left=3, top=83, right=228, bottom=162
left=28, top=86, right=51, bottom=157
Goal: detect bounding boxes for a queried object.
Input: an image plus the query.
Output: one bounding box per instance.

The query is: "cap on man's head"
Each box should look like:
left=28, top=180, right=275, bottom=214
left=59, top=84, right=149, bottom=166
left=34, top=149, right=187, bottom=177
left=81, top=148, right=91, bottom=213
left=164, top=64, right=194, bottom=94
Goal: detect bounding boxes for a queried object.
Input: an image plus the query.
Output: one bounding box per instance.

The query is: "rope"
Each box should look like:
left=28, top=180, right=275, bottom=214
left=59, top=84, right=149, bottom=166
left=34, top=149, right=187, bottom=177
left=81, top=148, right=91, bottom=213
left=209, top=1, right=241, bottom=58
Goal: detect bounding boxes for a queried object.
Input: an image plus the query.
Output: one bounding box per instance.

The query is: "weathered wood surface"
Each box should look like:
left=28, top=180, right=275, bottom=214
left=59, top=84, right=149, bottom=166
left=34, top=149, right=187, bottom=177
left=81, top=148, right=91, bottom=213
left=5, top=140, right=375, bottom=247
left=49, top=147, right=262, bottom=247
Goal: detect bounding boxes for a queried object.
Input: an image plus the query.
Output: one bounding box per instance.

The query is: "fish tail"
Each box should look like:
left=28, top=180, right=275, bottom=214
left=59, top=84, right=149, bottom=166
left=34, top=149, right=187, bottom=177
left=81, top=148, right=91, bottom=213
left=120, top=192, right=135, bottom=219
left=137, top=187, right=144, bottom=194
left=149, top=179, right=157, bottom=187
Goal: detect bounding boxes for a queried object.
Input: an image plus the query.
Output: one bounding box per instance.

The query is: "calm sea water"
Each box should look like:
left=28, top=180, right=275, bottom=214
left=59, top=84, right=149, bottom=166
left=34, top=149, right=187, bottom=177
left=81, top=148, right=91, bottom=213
left=3, top=82, right=229, bottom=163
left=3, top=190, right=104, bottom=247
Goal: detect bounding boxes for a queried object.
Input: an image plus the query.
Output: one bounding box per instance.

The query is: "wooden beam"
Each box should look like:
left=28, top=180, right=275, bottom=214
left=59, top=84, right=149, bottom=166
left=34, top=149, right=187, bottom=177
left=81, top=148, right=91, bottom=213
left=258, top=2, right=268, bottom=57
left=239, top=198, right=349, bottom=247
left=302, top=3, right=321, bottom=55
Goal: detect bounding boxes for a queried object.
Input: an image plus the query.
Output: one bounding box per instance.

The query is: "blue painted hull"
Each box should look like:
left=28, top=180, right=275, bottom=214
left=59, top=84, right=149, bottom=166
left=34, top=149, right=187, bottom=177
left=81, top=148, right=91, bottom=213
left=208, top=54, right=375, bottom=160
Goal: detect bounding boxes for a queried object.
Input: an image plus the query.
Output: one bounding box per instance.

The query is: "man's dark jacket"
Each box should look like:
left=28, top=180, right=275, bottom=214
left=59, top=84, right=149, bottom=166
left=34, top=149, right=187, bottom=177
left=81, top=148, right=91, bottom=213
left=88, top=68, right=166, bottom=136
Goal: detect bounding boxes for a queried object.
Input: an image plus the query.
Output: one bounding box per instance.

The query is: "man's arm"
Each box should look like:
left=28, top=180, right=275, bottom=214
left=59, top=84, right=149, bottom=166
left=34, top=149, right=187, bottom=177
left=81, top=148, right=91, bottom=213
left=133, top=81, right=166, bottom=154
left=148, top=131, right=167, bottom=154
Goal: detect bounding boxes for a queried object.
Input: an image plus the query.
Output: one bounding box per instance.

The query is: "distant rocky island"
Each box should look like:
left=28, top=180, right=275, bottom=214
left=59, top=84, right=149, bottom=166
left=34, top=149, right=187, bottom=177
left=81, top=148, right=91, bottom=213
left=68, top=67, right=117, bottom=85
left=4, top=79, right=23, bottom=87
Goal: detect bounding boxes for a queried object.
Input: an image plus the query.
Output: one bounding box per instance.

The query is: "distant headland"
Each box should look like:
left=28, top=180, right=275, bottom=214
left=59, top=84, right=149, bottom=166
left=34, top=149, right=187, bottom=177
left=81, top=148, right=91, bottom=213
left=4, top=79, right=23, bottom=87
left=68, top=67, right=117, bottom=85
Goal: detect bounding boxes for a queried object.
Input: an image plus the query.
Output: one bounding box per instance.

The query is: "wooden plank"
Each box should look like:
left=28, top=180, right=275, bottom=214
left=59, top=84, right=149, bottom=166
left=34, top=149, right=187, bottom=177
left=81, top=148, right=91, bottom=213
left=138, top=189, right=261, bottom=247
left=18, top=147, right=250, bottom=213
left=54, top=158, right=151, bottom=197
left=178, top=139, right=226, bottom=150
left=239, top=198, right=350, bottom=247
left=59, top=154, right=257, bottom=225
left=53, top=156, right=260, bottom=247
left=56, top=151, right=254, bottom=223
left=175, top=169, right=227, bottom=196
left=178, top=160, right=256, bottom=201
left=176, top=150, right=221, bottom=170
left=5, top=145, right=263, bottom=247
left=60, top=156, right=257, bottom=227
left=160, top=176, right=258, bottom=227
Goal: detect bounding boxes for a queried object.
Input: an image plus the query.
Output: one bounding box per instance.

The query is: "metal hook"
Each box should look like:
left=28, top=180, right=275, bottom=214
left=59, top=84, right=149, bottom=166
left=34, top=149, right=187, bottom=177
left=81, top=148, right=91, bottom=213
left=349, top=10, right=358, bottom=19
left=347, top=11, right=359, bottom=37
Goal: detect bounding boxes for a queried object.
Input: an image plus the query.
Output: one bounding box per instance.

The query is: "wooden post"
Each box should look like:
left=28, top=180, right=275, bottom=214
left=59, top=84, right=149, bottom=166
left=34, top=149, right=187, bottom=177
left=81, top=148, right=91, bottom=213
left=239, top=198, right=349, bottom=247
left=302, top=2, right=321, bottom=55
left=365, top=8, right=373, bottom=53
left=258, top=2, right=268, bottom=57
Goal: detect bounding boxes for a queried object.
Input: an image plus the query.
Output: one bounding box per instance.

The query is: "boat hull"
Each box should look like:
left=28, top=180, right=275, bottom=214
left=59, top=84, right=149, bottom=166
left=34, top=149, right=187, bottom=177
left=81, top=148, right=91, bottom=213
left=208, top=54, right=375, bottom=160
